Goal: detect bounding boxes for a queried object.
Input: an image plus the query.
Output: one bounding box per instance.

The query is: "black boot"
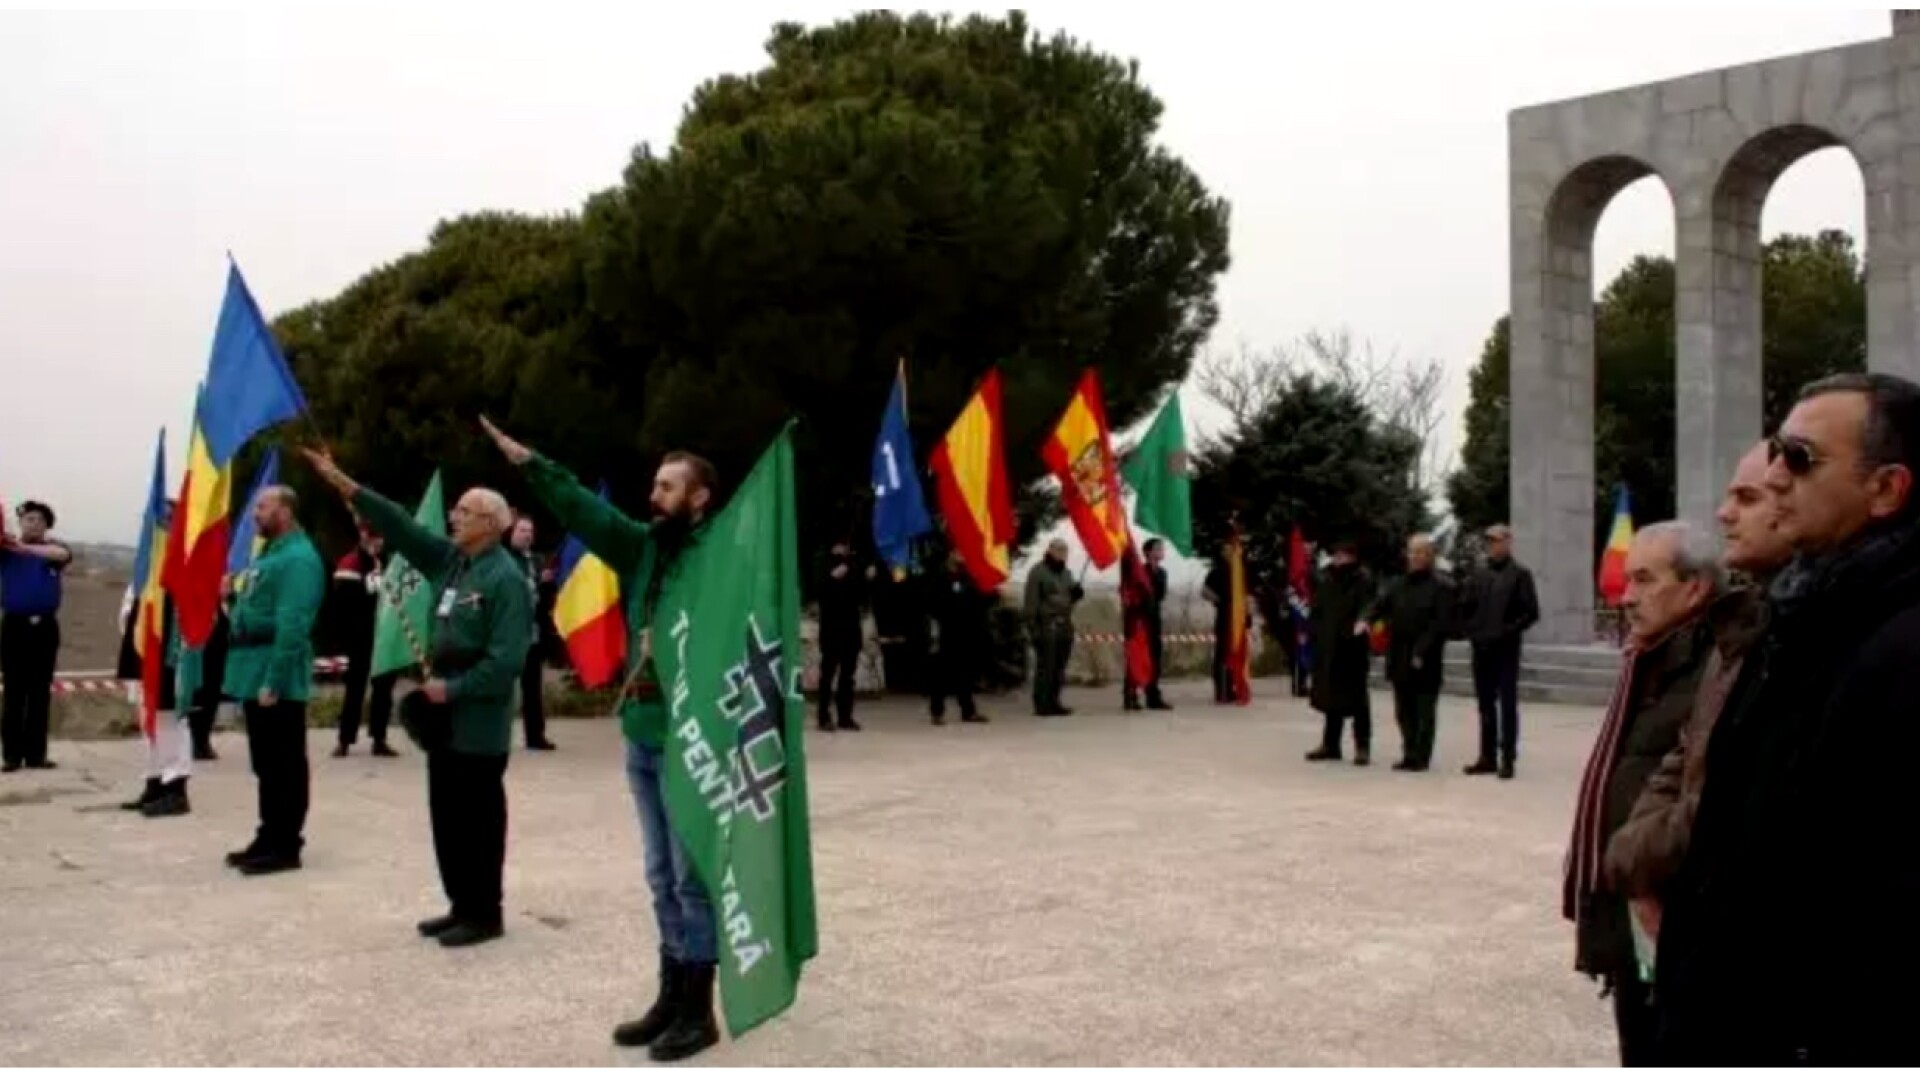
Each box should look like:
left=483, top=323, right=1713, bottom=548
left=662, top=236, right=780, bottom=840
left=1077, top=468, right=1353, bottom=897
left=141, top=779, right=191, bottom=817
left=121, top=778, right=163, bottom=811
left=1464, top=759, right=1498, bottom=776
left=649, top=962, right=720, bottom=1062
left=193, top=740, right=218, bottom=762
left=613, top=952, right=682, bottom=1048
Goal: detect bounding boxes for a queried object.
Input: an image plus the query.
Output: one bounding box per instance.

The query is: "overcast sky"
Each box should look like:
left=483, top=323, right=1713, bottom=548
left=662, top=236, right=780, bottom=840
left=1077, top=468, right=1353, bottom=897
left=0, top=5, right=1881, bottom=549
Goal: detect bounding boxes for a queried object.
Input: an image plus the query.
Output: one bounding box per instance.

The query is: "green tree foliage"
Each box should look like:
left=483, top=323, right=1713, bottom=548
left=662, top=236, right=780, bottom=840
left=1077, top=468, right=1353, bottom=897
left=1446, top=230, right=1866, bottom=548
left=276, top=12, right=1231, bottom=561
left=1191, top=372, right=1430, bottom=578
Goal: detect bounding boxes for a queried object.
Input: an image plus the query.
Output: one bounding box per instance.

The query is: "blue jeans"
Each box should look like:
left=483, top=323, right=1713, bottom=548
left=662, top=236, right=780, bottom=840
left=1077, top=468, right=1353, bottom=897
left=624, top=738, right=717, bottom=964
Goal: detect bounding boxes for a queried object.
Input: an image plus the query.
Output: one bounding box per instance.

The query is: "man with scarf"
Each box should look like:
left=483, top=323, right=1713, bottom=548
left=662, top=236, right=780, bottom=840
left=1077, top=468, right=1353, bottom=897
left=1561, top=520, right=1720, bottom=1065
left=1023, top=537, right=1082, bottom=717
left=478, top=417, right=724, bottom=1064
left=1657, top=373, right=1920, bottom=1066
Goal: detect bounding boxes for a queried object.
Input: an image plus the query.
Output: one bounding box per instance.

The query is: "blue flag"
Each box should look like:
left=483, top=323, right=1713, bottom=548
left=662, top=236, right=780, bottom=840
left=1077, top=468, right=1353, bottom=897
left=200, top=262, right=307, bottom=465
left=871, top=362, right=932, bottom=576
left=226, top=446, right=280, bottom=573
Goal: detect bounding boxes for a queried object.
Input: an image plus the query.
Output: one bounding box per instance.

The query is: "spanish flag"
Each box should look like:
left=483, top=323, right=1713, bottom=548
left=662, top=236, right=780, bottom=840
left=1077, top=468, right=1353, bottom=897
left=1597, top=485, right=1634, bottom=607
left=1224, top=523, right=1251, bottom=705
left=165, top=263, right=309, bottom=647
left=554, top=485, right=627, bottom=689
left=1041, top=369, right=1131, bottom=569
left=131, top=430, right=171, bottom=738
left=930, top=368, right=1015, bottom=592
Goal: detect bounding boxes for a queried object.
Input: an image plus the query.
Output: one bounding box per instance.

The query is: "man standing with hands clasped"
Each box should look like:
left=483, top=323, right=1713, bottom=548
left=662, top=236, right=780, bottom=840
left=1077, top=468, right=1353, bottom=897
left=477, top=416, right=725, bottom=1063
left=220, top=486, right=325, bottom=875
left=302, top=448, right=532, bottom=949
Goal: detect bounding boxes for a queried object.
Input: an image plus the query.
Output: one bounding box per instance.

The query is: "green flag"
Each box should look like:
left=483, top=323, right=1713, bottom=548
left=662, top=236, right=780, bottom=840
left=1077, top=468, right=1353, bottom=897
left=653, top=424, right=817, bottom=1038
left=1120, top=395, right=1193, bottom=556
left=371, top=471, right=445, bottom=678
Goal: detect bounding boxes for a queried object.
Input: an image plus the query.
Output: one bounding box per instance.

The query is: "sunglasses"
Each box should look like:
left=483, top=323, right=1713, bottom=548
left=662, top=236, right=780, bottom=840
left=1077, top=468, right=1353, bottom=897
left=1767, top=434, right=1829, bottom=477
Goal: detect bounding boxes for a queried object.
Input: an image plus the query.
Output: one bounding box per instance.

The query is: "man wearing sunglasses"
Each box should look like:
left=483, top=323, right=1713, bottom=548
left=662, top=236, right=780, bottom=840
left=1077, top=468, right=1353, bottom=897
left=1656, top=373, right=1920, bottom=1065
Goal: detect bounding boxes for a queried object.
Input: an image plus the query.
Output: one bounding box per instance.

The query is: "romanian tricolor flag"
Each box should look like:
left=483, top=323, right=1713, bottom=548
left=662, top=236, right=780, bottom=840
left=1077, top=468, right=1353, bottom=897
left=1041, top=369, right=1131, bottom=569
left=165, top=263, right=308, bottom=647
left=554, top=485, right=627, bottom=689
left=930, top=368, right=1015, bottom=592
left=1224, top=523, right=1252, bottom=705
left=131, top=430, right=171, bottom=739
left=1598, top=485, right=1634, bottom=607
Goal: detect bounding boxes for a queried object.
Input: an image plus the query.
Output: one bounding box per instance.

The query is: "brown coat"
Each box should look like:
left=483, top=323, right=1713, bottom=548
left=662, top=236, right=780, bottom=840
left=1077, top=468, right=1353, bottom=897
left=1603, top=586, right=1769, bottom=900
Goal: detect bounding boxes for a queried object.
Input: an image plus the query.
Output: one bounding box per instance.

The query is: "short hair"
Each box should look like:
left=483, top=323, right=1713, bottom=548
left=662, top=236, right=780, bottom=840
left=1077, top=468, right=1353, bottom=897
left=468, top=489, right=512, bottom=533
left=1407, top=533, right=1434, bottom=552
left=261, top=485, right=298, bottom=515
left=17, top=500, right=54, bottom=527
left=1798, top=372, right=1920, bottom=475
left=663, top=451, right=718, bottom=495
left=1485, top=523, right=1513, bottom=541
left=1143, top=537, right=1163, bottom=555
left=1637, top=520, right=1725, bottom=594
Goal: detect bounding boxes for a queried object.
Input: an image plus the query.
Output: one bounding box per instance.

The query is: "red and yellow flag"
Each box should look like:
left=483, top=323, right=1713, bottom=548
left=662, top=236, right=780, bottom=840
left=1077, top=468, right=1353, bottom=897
left=1597, top=485, right=1634, bottom=607
left=131, top=431, right=171, bottom=738
left=1225, top=524, right=1251, bottom=705
left=1042, top=369, right=1131, bottom=569
left=162, top=409, right=234, bottom=648
left=553, top=485, right=628, bottom=689
left=930, top=368, right=1016, bottom=592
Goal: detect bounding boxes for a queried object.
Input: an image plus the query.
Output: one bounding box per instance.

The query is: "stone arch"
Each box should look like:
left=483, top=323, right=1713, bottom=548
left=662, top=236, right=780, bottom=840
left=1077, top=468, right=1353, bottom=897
left=1509, top=156, right=1674, bottom=646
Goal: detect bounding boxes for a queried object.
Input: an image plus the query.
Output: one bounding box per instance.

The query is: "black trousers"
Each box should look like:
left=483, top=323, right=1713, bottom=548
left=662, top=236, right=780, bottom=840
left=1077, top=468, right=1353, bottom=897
left=929, top=647, right=978, bottom=720
left=337, top=648, right=396, bottom=747
left=1032, top=624, right=1073, bottom=713
left=817, top=643, right=858, bottom=725
left=245, top=700, right=310, bottom=854
left=1320, top=695, right=1372, bottom=753
left=1471, top=640, right=1523, bottom=764
left=1611, top=966, right=1659, bottom=1066
left=428, top=749, right=509, bottom=924
left=1392, top=681, right=1439, bottom=767
left=1, top=613, right=59, bottom=766
left=1211, top=632, right=1232, bottom=702
left=518, top=648, right=546, bottom=745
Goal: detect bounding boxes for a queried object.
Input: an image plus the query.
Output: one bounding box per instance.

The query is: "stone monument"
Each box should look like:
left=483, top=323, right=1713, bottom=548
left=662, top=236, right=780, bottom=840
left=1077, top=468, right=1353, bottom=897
left=1508, top=12, right=1920, bottom=644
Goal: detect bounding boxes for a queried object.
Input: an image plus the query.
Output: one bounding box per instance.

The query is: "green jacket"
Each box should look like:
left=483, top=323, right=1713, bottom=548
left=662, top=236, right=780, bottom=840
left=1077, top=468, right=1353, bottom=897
left=523, top=453, right=688, bottom=749
left=223, top=530, right=325, bottom=704
left=1023, top=559, right=1081, bottom=635
left=353, top=488, right=533, bottom=756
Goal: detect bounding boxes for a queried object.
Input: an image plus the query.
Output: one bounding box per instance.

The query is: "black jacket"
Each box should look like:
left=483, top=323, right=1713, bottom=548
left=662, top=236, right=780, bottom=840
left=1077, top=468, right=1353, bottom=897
left=927, top=566, right=990, bottom=659
left=1372, top=569, right=1455, bottom=691
left=1309, top=563, right=1375, bottom=716
left=1656, top=519, right=1920, bottom=1065
left=817, top=557, right=866, bottom=653
left=1458, top=557, right=1539, bottom=646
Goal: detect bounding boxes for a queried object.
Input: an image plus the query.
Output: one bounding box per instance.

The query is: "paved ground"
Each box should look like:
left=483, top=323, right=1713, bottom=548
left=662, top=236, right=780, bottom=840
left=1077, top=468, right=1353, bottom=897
left=1, top=680, right=1614, bottom=1067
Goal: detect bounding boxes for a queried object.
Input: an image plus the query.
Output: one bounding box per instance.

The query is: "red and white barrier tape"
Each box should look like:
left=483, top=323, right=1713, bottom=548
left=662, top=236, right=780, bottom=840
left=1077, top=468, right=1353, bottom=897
left=1076, top=632, right=1219, bottom=644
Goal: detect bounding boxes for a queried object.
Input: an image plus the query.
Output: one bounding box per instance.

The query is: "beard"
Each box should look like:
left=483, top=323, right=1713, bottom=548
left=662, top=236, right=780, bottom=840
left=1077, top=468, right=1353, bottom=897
left=651, top=509, right=694, bottom=558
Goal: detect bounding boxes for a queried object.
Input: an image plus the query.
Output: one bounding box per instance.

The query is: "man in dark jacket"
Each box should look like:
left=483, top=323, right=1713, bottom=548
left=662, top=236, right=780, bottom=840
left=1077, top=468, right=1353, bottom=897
left=815, top=540, right=867, bottom=733
left=926, top=551, right=990, bottom=725
left=1123, top=539, right=1172, bottom=711
left=1458, top=523, right=1540, bottom=779
left=508, top=515, right=557, bottom=751
left=1024, top=538, right=1082, bottom=716
left=1562, top=520, right=1720, bottom=1065
left=1657, top=373, right=1920, bottom=1066
left=1368, top=533, right=1453, bottom=771
left=331, top=528, right=398, bottom=758
left=1306, top=540, right=1375, bottom=765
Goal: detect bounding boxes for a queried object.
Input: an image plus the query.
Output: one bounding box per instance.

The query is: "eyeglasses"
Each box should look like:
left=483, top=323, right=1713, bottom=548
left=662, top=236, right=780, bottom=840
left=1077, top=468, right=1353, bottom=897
left=1767, top=434, right=1829, bottom=477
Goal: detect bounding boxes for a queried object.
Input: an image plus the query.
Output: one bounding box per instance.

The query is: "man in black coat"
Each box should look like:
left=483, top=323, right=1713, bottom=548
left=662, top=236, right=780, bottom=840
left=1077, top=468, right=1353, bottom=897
left=1306, top=540, right=1376, bottom=766
left=1656, top=373, right=1920, bottom=1066
left=1458, top=523, right=1540, bottom=779
left=1368, top=533, right=1454, bottom=771
left=926, top=552, right=990, bottom=725
left=816, top=540, right=868, bottom=732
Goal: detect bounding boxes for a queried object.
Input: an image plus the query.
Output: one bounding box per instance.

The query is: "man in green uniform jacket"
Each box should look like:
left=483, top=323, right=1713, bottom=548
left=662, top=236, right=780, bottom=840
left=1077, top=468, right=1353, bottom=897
left=479, top=416, right=723, bottom=1063
left=303, top=449, right=533, bottom=949
left=1023, top=538, right=1083, bottom=716
left=221, top=486, right=325, bottom=876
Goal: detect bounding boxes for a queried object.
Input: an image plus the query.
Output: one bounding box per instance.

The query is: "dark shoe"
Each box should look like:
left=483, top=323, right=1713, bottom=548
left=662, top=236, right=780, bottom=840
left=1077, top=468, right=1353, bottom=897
left=1464, top=759, right=1498, bottom=776
left=817, top=719, right=834, bottom=733
left=1499, top=761, right=1516, bottom=781
left=930, top=715, right=947, bottom=726
left=2, top=762, right=19, bottom=774
left=225, top=843, right=263, bottom=868
left=141, top=783, right=190, bottom=817
left=836, top=718, right=862, bottom=732
left=121, top=778, right=164, bottom=811
left=962, top=713, right=989, bottom=724
left=238, top=852, right=302, bottom=876
left=372, top=742, right=400, bottom=758
left=417, top=913, right=461, bottom=938
left=193, top=742, right=218, bottom=762
left=1123, top=698, right=1142, bottom=712
left=525, top=739, right=556, bottom=752
left=438, top=920, right=504, bottom=948
left=332, top=744, right=350, bottom=758
left=1391, top=761, right=1413, bottom=772
left=649, top=963, right=720, bottom=1062
left=27, top=760, right=56, bottom=770
left=1054, top=706, right=1074, bottom=717
left=1305, top=747, right=1341, bottom=763
left=1354, top=750, right=1372, bottom=767
left=1146, top=699, right=1173, bottom=711
left=612, top=953, right=683, bottom=1048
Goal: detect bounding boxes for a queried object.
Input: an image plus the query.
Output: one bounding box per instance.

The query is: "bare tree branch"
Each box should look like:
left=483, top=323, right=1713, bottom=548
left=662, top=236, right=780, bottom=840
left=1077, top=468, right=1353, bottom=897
left=1196, top=340, right=1294, bottom=430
